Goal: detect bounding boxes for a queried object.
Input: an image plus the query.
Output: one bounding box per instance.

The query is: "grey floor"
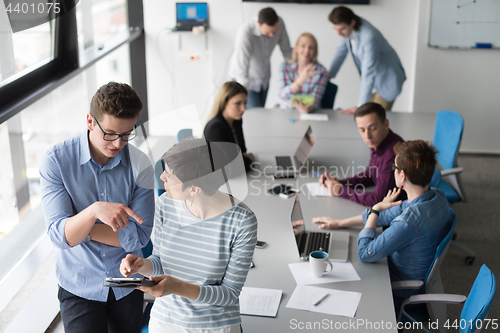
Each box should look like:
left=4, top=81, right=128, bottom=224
left=405, top=154, right=500, bottom=332
left=17, top=154, right=500, bottom=333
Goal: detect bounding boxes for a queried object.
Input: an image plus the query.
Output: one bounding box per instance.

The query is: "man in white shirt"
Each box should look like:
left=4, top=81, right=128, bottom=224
left=229, top=7, right=292, bottom=108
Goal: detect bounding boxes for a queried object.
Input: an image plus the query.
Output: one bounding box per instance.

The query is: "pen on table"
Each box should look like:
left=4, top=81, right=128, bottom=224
left=313, top=292, right=330, bottom=306
left=312, top=170, right=326, bottom=186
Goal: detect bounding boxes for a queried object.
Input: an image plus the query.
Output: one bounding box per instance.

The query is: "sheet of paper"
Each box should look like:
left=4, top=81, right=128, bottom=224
left=305, top=182, right=332, bottom=196
left=286, top=285, right=362, bottom=318
left=239, top=287, right=283, bottom=317
left=300, top=113, right=329, bottom=121
left=288, top=260, right=361, bottom=285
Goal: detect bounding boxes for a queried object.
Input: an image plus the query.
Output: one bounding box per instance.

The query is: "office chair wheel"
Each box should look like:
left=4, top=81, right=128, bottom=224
left=465, top=256, right=475, bottom=266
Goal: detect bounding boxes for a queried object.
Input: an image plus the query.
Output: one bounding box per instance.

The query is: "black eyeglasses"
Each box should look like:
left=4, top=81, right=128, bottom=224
left=92, top=114, right=136, bottom=142
left=391, top=164, right=401, bottom=172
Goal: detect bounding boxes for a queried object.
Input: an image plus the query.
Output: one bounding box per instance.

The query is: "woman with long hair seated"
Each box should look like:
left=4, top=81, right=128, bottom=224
left=204, top=81, right=254, bottom=171
left=120, top=138, right=257, bottom=332
left=278, top=32, right=328, bottom=113
left=312, top=140, right=451, bottom=308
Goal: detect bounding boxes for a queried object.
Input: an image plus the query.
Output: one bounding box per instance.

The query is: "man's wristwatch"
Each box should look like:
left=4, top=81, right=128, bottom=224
left=368, top=207, right=380, bottom=216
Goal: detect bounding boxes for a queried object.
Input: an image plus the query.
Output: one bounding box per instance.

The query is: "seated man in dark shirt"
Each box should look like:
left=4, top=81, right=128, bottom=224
left=319, top=102, right=405, bottom=206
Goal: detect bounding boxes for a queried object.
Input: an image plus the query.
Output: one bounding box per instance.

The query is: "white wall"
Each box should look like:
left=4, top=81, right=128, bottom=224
left=143, top=0, right=418, bottom=136
left=413, top=0, right=500, bottom=153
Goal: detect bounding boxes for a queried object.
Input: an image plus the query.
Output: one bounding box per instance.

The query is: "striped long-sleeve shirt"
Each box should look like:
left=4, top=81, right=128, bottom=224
left=148, top=194, right=257, bottom=329
left=278, top=61, right=328, bottom=110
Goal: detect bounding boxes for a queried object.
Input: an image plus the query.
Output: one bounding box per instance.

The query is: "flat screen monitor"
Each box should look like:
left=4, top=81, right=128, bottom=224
left=176, top=3, right=208, bottom=23
left=242, top=0, right=369, bottom=3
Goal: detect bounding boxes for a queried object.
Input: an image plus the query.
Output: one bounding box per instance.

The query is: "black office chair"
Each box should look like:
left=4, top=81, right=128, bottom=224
left=320, top=82, right=338, bottom=109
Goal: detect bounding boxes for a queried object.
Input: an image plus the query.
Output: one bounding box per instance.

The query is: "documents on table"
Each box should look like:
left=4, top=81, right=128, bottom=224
left=286, top=285, right=362, bottom=318
left=299, top=113, right=329, bottom=121
left=305, top=182, right=332, bottom=196
left=239, top=287, right=283, bottom=317
left=288, top=261, right=360, bottom=285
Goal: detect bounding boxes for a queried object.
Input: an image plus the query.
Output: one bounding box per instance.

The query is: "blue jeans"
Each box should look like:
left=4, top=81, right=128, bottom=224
left=247, top=86, right=269, bottom=109
left=58, top=286, right=143, bottom=333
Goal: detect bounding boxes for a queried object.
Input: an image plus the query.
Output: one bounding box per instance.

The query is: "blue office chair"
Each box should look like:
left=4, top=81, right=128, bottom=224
left=429, top=110, right=474, bottom=265
left=398, top=264, right=497, bottom=333
left=154, top=129, right=193, bottom=197
left=392, top=208, right=457, bottom=333
left=320, top=82, right=338, bottom=109
left=430, top=111, right=467, bottom=203
left=176, top=128, right=193, bottom=143
left=154, top=159, right=165, bottom=197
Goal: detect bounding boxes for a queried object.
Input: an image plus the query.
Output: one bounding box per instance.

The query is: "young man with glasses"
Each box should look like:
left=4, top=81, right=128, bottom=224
left=317, top=102, right=405, bottom=207
left=40, top=82, right=154, bottom=332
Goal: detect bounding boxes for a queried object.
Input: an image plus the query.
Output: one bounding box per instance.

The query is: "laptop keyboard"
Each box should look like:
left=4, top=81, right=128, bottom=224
left=276, top=156, right=293, bottom=169
left=296, top=232, right=330, bottom=256
left=307, top=232, right=330, bottom=255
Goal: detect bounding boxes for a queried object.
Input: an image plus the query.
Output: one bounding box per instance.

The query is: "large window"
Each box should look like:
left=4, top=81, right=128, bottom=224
left=0, top=41, right=131, bottom=252
left=0, top=121, right=16, bottom=238
left=0, top=1, right=146, bottom=315
left=0, top=11, right=55, bottom=86
left=0, top=0, right=132, bottom=245
left=76, top=0, right=128, bottom=54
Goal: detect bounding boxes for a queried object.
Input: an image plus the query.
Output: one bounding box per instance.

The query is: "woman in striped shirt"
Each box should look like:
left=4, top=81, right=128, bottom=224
left=120, top=138, right=257, bottom=333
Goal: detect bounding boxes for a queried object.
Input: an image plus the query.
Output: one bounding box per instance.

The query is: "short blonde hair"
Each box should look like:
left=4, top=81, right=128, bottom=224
left=291, top=33, right=318, bottom=63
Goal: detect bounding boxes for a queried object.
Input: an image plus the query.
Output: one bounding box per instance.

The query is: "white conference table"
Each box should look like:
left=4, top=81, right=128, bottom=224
left=243, top=108, right=436, bottom=142
left=237, top=109, right=436, bottom=332
left=147, top=109, right=436, bottom=332
left=240, top=172, right=397, bottom=332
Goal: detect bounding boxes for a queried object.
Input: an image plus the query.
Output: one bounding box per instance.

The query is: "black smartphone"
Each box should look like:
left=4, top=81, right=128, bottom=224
left=103, top=277, right=157, bottom=288
left=256, top=240, right=267, bottom=249
left=268, top=184, right=292, bottom=195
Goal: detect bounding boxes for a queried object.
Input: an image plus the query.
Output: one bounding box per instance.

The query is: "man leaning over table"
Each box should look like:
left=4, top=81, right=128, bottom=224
left=319, top=102, right=405, bottom=207
left=39, top=82, right=154, bottom=333
left=328, top=6, right=406, bottom=114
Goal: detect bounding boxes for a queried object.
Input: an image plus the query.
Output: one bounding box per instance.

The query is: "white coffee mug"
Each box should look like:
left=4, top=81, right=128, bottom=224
left=309, top=251, right=333, bottom=277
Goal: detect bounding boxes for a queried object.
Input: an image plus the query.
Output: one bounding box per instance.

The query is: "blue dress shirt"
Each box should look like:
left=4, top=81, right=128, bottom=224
left=358, top=188, right=450, bottom=284
left=329, top=18, right=406, bottom=106
left=40, top=132, right=154, bottom=301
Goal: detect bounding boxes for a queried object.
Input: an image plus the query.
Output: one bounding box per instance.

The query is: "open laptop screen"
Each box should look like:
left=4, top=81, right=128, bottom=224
left=291, top=195, right=305, bottom=235
left=294, top=126, right=315, bottom=166
left=176, top=3, right=208, bottom=23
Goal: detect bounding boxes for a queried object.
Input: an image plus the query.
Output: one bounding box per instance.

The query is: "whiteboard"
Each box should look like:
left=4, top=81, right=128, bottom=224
left=429, top=0, right=500, bottom=49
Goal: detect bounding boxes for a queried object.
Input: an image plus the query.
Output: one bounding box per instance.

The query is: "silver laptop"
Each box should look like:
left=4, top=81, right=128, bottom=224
left=291, top=195, right=350, bottom=262
left=257, top=126, right=315, bottom=177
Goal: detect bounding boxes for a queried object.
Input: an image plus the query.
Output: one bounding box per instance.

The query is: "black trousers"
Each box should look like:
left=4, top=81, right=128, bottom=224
left=58, top=286, right=143, bottom=333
